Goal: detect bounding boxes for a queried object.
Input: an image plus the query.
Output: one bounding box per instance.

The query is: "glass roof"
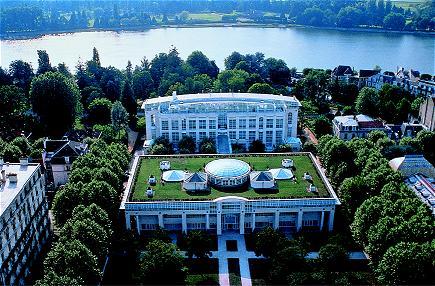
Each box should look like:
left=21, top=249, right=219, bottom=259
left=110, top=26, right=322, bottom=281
left=205, top=159, right=250, bottom=178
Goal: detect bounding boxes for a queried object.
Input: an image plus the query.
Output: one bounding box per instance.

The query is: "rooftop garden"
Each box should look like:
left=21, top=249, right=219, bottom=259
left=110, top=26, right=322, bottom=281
left=130, top=153, right=330, bottom=201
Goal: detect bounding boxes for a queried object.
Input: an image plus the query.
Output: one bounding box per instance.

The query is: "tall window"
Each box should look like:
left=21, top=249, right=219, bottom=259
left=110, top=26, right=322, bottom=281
left=172, top=132, right=180, bottom=142
left=239, top=119, right=247, bottom=129
left=162, top=132, right=169, bottom=139
left=249, top=131, right=256, bottom=142
left=229, top=131, right=236, bottom=140
left=229, top=119, right=237, bottom=129
left=189, top=119, right=196, bottom=129
left=209, top=131, right=216, bottom=141
left=266, top=131, right=273, bottom=144
left=199, top=132, right=207, bottom=141
left=259, top=117, right=264, bottom=129
left=209, top=120, right=216, bottom=129
left=266, top=118, right=274, bottom=129
left=239, top=131, right=246, bottom=139
left=258, top=132, right=263, bottom=141
left=276, top=118, right=283, bottom=129
left=171, top=120, right=179, bottom=130
left=189, top=132, right=196, bottom=141
left=162, top=120, right=169, bottom=131
left=199, top=119, right=207, bottom=129
left=276, top=131, right=283, bottom=144
left=249, top=118, right=256, bottom=129
left=181, top=119, right=186, bottom=130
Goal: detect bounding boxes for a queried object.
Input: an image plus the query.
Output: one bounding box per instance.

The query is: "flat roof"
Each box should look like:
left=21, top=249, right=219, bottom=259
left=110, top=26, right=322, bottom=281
left=142, top=92, right=301, bottom=107
left=0, top=163, right=40, bottom=217
left=123, top=153, right=337, bottom=203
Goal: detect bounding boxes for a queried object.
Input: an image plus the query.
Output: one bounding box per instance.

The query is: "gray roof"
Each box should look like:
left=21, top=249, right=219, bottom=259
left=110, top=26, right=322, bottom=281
left=185, top=172, right=207, bottom=183
left=250, top=171, right=274, bottom=182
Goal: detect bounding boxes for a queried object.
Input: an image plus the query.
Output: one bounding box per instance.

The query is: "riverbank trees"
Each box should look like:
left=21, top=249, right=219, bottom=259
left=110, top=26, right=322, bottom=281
left=1, top=0, right=433, bottom=36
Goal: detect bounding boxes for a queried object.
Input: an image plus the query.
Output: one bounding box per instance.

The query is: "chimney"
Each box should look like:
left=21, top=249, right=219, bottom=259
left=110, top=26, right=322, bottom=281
left=20, top=158, right=28, bottom=166
left=8, top=173, right=17, bottom=183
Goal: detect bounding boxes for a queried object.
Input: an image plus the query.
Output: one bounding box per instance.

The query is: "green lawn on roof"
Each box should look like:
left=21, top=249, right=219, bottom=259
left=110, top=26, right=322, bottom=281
left=131, top=154, right=330, bottom=201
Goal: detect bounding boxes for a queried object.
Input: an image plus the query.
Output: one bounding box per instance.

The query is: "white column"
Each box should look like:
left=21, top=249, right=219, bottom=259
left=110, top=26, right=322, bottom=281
left=136, top=215, right=141, bottom=235
left=206, top=213, right=210, bottom=230
left=158, top=214, right=164, bottom=228
left=239, top=213, right=245, bottom=234
left=217, top=213, right=222, bottom=235
left=252, top=213, right=256, bottom=232
left=328, top=210, right=335, bottom=231
left=274, top=211, right=280, bottom=229
left=297, top=210, right=303, bottom=231
left=320, top=211, right=325, bottom=231
left=182, top=213, right=187, bottom=233
left=125, top=213, right=131, bottom=230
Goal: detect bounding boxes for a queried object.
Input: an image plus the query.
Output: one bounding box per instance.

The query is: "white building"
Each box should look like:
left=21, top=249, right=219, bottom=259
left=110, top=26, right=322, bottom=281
left=120, top=153, right=340, bottom=235
left=0, top=159, right=50, bottom=286
left=142, top=92, right=301, bottom=152
left=42, top=139, right=88, bottom=187
left=332, top=114, right=392, bottom=140
left=389, top=155, right=435, bottom=216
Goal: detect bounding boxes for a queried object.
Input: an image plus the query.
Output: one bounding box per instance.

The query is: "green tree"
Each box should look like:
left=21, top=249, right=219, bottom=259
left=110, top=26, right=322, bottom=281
left=338, top=176, right=370, bottom=218
left=11, top=136, right=31, bottom=157
left=186, top=51, right=219, bottom=78
left=414, top=130, right=435, bottom=164
left=254, top=227, right=287, bottom=258
left=9, top=60, right=34, bottom=91
left=269, top=241, right=308, bottom=284
left=52, top=182, right=86, bottom=226
left=213, top=69, right=250, bottom=92
left=178, top=135, right=196, bottom=154
left=84, top=180, right=118, bottom=217
left=35, top=271, right=82, bottom=286
left=60, top=218, right=110, bottom=261
left=355, top=87, right=379, bottom=117
left=0, top=85, right=30, bottom=139
left=150, top=136, right=174, bottom=155
left=132, top=69, right=154, bottom=100
left=111, top=101, right=129, bottom=137
left=313, top=116, right=332, bottom=137
left=375, top=241, right=435, bottom=285
left=44, top=239, right=101, bottom=284
left=184, top=230, right=213, bottom=259
left=36, top=50, right=53, bottom=75
left=30, top=71, right=80, bottom=136
left=248, top=82, right=275, bottom=94
left=318, top=243, right=348, bottom=272
left=71, top=203, right=112, bottom=231
left=137, top=240, right=186, bottom=285
left=199, top=137, right=216, bottom=154
left=249, top=139, right=265, bottom=153
left=384, top=12, right=406, bottom=30
left=121, top=81, right=137, bottom=122
left=88, top=98, right=113, bottom=126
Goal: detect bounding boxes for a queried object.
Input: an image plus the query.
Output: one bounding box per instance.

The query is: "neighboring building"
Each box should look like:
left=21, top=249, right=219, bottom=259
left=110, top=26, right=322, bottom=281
left=0, top=159, right=50, bottom=286
left=356, top=69, right=380, bottom=88
left=142, top=92, right=301, bottom=152
left=332, top=114, right=392, bottom=140
left=386, top=122, right=426, bottom=140
left=331, top=65, right=354, bottom=83
left=419, top=95, right=435, bottom=131
left=120, top=153, right=340, bottom=235
left=42, top=138, right=88, bottom=187
left=389, top=155, right=435, bottom=216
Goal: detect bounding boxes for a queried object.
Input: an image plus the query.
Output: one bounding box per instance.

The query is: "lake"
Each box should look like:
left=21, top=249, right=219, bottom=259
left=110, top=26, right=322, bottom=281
left=1, top=27, right=434, bottom=73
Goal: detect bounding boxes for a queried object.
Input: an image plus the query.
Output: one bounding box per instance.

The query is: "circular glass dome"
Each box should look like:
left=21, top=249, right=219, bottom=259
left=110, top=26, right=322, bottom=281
left=205, top=159, right=250, bottom=178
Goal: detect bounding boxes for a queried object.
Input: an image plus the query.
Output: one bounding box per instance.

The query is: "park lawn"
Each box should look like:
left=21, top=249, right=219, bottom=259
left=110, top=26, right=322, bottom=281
left=131, top=154, right=330, bottom=201
left=189, top=13, right=223, bottom=22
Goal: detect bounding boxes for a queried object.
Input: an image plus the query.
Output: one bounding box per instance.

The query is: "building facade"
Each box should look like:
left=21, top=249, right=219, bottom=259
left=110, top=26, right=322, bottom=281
left=332, top=114, right=392, bottom=140
left=143, top=92, right=301, bottom=151
left=419, top=95, right=435, bottom=131
left=42, top=139, right=88, bottom=187
left=120, top=154, right=340, bottom=235
left=0, top=160, right=50, bottom=286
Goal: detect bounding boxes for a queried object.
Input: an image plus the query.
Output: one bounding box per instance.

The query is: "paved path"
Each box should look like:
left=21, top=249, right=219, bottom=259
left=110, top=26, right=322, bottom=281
left=215, top=233, right=261, bottom=286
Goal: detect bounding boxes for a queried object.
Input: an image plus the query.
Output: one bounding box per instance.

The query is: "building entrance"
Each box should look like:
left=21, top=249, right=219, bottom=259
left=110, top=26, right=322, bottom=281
left=222, top=214, right=239, bottom=231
